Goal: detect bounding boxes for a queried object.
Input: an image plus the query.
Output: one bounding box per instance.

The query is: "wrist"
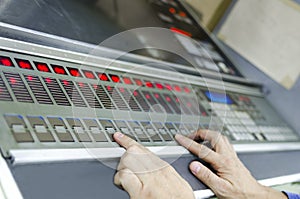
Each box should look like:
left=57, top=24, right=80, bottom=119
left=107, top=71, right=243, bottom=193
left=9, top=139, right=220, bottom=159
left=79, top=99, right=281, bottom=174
left=258, top=185, right=288, bottom=199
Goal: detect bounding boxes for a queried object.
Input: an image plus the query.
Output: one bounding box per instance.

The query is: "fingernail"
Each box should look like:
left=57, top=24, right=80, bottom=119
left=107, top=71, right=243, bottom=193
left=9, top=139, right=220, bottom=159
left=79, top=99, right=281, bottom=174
left=175, top=134, right=184, bottom=140
left=190, top=162, right=201, bottom=175
left=115, top=132, right=124, bottom=139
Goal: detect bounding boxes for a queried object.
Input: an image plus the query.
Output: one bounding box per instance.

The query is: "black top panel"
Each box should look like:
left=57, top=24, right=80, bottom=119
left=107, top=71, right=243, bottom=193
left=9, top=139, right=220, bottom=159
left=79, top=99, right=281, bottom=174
left=0, top=0, right=241, bottom=76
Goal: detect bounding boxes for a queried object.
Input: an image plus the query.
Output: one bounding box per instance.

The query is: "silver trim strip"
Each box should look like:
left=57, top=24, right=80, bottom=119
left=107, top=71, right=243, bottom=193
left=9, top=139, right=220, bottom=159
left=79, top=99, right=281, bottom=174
left=194, top=173, right=300, bottom=199
left=10, top=142, right=300, bottom=165
left=0, top=156, right=23, bottom=199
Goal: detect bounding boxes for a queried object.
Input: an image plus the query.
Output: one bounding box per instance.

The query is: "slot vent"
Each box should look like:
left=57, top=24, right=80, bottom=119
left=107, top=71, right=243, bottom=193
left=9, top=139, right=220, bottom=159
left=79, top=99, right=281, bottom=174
left=130, top=89, right=150, bottom=112
left=3, top=72, right=33, bottom=103
left=76, top=82, right=102, bottom=108
left=105, top=86, right=129, bottom=111
left=43, top=77, right=71, bottom=106
left=60, top=80, right=87, bottom=107
left=24, top=75, right=53, bottom=104
left=93, top=84, right=116, bottom=109
left=0, top=76, right=13, bottom=101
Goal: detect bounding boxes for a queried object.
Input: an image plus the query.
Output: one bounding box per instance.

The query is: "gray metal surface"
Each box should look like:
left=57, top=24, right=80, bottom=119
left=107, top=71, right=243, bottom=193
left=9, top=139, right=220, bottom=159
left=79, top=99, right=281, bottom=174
left=213, top=38, right=300, bottom=135
left=212, top=0, right=300, bottom=135
left=10, top=150, right=300, bottom=199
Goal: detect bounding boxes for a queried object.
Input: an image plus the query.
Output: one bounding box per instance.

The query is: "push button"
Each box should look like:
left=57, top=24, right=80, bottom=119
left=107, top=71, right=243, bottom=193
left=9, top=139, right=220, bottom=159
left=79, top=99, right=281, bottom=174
left=66, top=118, right=91, bottom=142
left=5, top=115, right=33, bottom=142
left=173, top=123, right=189, bottom=135
left=153, top=122, right=173, bottom=141
left=82, top=119, right=107, bottom=142
left=140, top=122, right=162, bottom=142
left=114, top=120, right=137, bottom=141
left=47, top=117, right=73, bottom=142
left=99, top=119, right=117, bottom=141
left=12, top=124, right=26, bottom=133
left=27, top=116, right=55, bottom=142
left=127, top=121, right=150, bottom=142
left=165, top=123, right=178, bottom=135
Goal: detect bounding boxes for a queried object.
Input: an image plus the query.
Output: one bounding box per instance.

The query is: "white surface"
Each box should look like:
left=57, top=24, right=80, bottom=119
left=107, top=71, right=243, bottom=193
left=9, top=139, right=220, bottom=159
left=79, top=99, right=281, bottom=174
left=218, top=0, right=300, bottom=89
left=0, top=157, right=23, bottom=199
left=10, top=142, right=300, bottom=164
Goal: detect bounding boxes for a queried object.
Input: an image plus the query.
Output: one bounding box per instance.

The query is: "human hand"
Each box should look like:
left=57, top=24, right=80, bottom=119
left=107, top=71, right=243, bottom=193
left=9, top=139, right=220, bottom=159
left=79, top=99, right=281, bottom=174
left=175, top=130, right=287, bottom=199
left=113, top=132, right=195, bottom=199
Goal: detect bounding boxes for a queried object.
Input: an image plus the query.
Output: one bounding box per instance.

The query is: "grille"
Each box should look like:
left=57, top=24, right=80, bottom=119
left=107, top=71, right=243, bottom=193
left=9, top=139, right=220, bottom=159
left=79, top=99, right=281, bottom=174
left=4, top=72, right=33, bottom=103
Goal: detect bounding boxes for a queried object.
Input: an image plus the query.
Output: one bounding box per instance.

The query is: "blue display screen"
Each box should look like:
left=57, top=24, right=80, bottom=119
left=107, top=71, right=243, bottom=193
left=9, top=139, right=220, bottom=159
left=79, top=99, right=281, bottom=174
left=205, top=91, right=233, bottom=104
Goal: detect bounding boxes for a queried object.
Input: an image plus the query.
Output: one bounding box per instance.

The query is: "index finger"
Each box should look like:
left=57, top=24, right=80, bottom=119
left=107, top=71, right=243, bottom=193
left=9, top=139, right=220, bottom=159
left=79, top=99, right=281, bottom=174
left=114, top=132, right=143, bottom=150
left=188, top=129, right=224, bottom=151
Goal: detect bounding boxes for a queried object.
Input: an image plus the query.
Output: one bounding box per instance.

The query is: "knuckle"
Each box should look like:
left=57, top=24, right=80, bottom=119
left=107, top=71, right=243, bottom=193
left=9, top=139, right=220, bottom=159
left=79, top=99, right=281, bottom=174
left=215, top=182, right=231, bottom=197
left=201, top=170, right=212, bottom=181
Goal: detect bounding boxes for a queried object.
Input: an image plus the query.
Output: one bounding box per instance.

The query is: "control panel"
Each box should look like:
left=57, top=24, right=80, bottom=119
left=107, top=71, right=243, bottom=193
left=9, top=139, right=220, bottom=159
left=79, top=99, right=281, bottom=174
left=0, top=47, right=298, bottom=158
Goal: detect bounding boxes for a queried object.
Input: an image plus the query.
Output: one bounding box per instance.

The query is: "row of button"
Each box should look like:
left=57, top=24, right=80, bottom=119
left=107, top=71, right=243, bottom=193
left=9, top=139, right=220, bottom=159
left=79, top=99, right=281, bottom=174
left=4, top=114, right=200, bottom=144
left=0, top=55, right=191, bottom=93
left=227, top=124, right=298, bottom=142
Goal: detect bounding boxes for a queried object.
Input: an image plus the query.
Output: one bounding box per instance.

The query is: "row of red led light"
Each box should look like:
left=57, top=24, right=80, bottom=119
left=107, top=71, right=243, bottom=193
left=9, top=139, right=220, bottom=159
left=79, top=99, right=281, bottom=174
left=0, top=56, right=191, bottom=93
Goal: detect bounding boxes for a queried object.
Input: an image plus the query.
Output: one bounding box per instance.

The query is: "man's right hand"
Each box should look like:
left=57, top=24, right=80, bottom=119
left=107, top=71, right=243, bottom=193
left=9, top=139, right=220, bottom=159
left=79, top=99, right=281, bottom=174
left=175, top=130, right=287, bottom=199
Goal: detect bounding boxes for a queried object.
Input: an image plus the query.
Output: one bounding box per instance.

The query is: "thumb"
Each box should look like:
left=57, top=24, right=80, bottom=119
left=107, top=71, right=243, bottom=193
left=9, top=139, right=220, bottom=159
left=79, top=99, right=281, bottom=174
left=114, top=168, right=142, bottom=197
left=189, top=161, right=222, bottom=191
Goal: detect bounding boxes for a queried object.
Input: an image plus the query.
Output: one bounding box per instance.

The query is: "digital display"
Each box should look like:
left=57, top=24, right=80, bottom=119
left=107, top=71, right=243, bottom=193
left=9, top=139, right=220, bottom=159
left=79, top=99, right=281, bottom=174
left=0, top=56, right=14, bottom=67
left=52, top=65, right=66, bottom=75
left=68, top=68, right=82, bottom=77
left=82, top=70, right=96, bottom=79
left=110, top=75, right=120, bottom=83
left=16, top=59, right=33, bottom=70
left=35, top=62, right=50, bottom=73
left=205, top=91, right=233, bottom=104
left=97, top=73, right=109, bottom=81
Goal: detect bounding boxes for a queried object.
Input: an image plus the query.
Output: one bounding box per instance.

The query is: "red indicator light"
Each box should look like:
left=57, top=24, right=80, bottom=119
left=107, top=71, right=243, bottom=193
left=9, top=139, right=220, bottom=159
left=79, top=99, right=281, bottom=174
left=145, top=94, right=151, bottom=99
left=183, top=87, right=191, bottom=93
left=16, top=59, right=33, bottom=70
left=145, top=81, right=154, bottom=88
left=52, top=65, right=66, bottom=75
left=35, top=62, right=50, bottom=72
left=27, top=76, right=33, bottom=81
left=133, top=91, right=138, bottom=96
left=68, top=68, right=81, bottom=77
left=97, top=73, right=109, bottom=81
left=173, top=85, right=182, bottom=92
left=169, top=7, right=176, bottom=14
left=123, top=77, right=132, bottom=85
left=165, top=96, right=171, bottom=102
left=93, top=84, right=98, bottom=89
left=165, top=84, right=172, bottom=91
left=119, top=87, right=125, bottom=93
left=106, top=86, right=112, bottom=91
left=134, top=79, right=143, bottom=86
left=45, top=78, right=52, bottom=83
left=10, top=77, right=17, bottom=84
left=170, top=27, right=192, bottom=37
left=155, top=83, right=164, bottom=90
left=154, top=93, right=160, bottom=99
left=0, top=56, right=14, bottom=67
left=78, top=82, right=84, bottom=88
left=62, top=80, right=69, bottom=86
left=83, top=70, right=96, bottom=79
left=179, top=11, right=186, bottom=17
left=110, top=74, right=120, bottom=83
